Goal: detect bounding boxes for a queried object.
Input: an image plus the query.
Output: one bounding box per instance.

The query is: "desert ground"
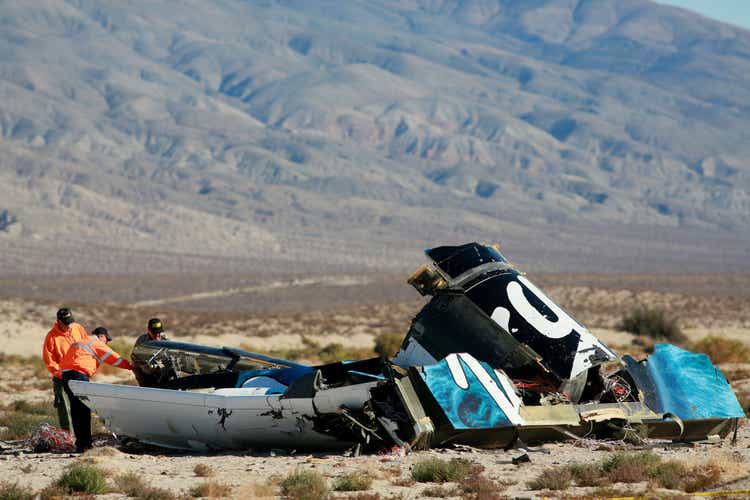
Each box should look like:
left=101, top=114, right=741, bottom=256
left=1, top=272, right=749, bottom=498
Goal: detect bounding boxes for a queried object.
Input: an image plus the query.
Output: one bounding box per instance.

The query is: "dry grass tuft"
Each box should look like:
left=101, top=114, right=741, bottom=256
left=689, top=336, right=750, bottom=364
left=56, top=463, right=108, bottom=494
left=526, top=467, right=572, bottom=490
left=280, top=469, right=329, bottom=500
left=188, top=480, right=232, bottom=498
left=411, top=457, right=475, bottom=483
left=193, top=463, right=215, bottom=477
left=115, top=471, right=176, bottom=499
left=333, top=471, right=373, bottom=491
left=0, top=481, right=35, bottom=500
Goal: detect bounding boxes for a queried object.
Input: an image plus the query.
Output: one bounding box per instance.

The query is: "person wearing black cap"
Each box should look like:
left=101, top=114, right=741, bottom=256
left=42, top=308, right=88, bottom=432
left=131, top=318, right=169, bottom=387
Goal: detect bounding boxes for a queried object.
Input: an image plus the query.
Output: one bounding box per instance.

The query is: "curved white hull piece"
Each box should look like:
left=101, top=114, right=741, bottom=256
left=69, top=381, right=351, bottom=451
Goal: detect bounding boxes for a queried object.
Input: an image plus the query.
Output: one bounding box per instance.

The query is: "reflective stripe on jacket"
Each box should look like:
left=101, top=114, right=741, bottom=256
left=60, top=336, right=132, bottom=377
left=42, top=323, right=88, bottom=379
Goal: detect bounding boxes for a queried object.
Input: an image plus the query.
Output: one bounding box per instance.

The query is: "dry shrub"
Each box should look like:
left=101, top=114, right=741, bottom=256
left=115, top=471, right=175, bottom=499
left=0, top=481, right=35, bottom=500
left=333, top=471, right=373, bottom=491
left=600, top=451, right=660, bottom=483
left=568, top=463, right=606, bottom=487
left=689, top=336, right=750, bottom=364
left=374, top=332, right=403, bottom=357
left=683, top=461, right=722, bottom=493
left=193, top=463, right=215, bottom=477
left=649, top=460, right=688, bottom=489
left=56, top=464, right=108, bottom=494
left=526, top=467, right=572, bottom=491
left=620, top=308, right=685, bottom=342
left=459, top=474, right=509, bottom=498
left=411, top=457, right=475, bottom=483
left=188, top=481, right=232, bottom=498
left=280, top=469, right=329, bottom=500
left=542, top=452, right=725, bottom=493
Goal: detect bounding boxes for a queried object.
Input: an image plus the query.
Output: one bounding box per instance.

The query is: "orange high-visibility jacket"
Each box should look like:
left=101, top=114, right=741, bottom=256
left=42, top=322, right=88, bottom=379
left=60, top=336, right=132, bottom=377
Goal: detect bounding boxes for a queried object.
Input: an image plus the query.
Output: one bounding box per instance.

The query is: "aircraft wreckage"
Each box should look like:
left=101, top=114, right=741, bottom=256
left=70, top=243, right=745, bottom=452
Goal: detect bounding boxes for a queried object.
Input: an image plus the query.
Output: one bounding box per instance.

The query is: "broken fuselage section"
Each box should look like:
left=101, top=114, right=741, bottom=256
left=70, top=243, right=744, bottom=452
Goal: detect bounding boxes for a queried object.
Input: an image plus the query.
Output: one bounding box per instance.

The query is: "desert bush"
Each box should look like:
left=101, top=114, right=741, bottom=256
left=56, top=464, right=108, bottom=494
left=0, top=481, right=35, bottom=500
left=374, top=332, right=403, bottom=358
left=526, top=467, right=572, bottom=490
left=193, top=463, right=214, bottom=477
left=600, top=451, right=661, bottom=483
left=620, top=308, right=685, bottom=342
left=689, top=336, right=750, bottom=364
left=458, top=474, right=509, bottom=498
left=567, top=463, right=605, bottom=487
left=188, top=481, right=232, bottom=498
left=682, top=461, right=723, bottom=493
left=115, top=471, right=176, bottom=499
left=280, top=469, right=329, bottom=500
left=333, top=471, right=373, bottom=491
left=537, top=452, right=724, bottom=493
left=411, top=457, right=474, bottom=483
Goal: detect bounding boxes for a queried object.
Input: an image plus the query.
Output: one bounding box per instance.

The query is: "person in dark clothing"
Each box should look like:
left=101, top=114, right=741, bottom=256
left=132, top=318, right=169, bottom=387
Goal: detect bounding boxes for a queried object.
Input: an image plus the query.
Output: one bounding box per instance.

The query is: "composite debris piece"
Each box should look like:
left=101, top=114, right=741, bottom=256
left=70, top=243, right=745, bottom=452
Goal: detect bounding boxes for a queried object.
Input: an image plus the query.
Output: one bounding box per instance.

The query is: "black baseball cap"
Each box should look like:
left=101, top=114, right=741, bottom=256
left=56, top=308, right=74, bottom=325
left=92, top=326, right=112, bottom=342
left=147, top=318, right=164, bottom=334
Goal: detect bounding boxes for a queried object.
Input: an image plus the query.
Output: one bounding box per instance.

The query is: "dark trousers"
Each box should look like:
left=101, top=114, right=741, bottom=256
left=52, top=377, right=72, bottom=431
left=62, top=370, right=91, bottom=452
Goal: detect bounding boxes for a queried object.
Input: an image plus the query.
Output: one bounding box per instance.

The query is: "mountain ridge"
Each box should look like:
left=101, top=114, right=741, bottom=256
left=0, top=0, right=747, bottom=274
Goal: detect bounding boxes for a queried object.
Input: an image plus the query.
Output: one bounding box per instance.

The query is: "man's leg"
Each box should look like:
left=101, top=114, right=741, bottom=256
left=52, top=377, right=72, bottom=432
left=62, top=372, right=92, bottom=452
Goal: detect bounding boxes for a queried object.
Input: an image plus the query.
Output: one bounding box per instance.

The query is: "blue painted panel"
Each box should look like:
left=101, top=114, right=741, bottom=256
left=647, top=344, right=745, bottom=420
left=418, top=356, right=514, bottom=429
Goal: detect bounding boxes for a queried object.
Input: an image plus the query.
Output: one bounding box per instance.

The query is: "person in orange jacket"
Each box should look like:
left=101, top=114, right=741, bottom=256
left=60, top=326, right=132, bottom=452
left=42, top=308, right=88, bottom=432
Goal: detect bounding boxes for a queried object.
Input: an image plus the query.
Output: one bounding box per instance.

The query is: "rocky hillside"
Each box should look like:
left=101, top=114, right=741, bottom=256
left=0, top=0, right=748, bottom=274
